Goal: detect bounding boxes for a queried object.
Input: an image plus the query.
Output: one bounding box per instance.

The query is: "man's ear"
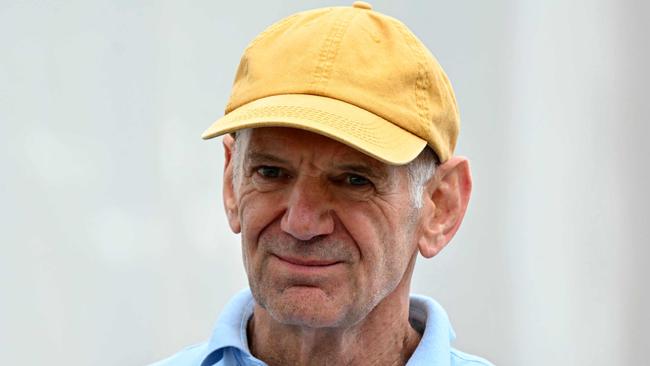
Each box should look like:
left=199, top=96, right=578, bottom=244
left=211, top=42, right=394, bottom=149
left=417, top=156, right=472, bottom=258
left=223, top=134, right=241, bottom=234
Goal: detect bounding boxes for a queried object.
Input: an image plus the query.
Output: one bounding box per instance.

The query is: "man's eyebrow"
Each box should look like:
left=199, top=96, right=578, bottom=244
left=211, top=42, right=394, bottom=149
left=245, top=152, right=291, bottom=165
left=246, top=152, right=391, bottom=179
left=335, top=163, right=390, bottom=180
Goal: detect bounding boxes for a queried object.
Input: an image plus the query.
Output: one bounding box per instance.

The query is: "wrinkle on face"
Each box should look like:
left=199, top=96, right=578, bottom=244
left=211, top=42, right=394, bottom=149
left=229, top=127, right=424, bottom=330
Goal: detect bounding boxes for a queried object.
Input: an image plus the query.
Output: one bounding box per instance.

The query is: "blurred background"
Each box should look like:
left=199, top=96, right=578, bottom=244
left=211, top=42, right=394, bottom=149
left=1, top=0, right=648, bottom=365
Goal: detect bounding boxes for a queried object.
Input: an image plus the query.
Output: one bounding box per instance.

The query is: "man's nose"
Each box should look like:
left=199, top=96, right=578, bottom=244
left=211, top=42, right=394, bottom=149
left=280, top=177, right=335, bottom=241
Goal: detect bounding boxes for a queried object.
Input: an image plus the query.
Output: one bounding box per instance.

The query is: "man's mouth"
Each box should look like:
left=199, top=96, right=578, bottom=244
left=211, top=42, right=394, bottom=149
left=273, top=254, right=341, bottom=267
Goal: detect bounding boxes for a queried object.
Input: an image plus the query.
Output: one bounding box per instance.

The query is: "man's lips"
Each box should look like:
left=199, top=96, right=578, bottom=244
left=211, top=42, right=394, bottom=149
left=273, top=254, right=341, bottom=267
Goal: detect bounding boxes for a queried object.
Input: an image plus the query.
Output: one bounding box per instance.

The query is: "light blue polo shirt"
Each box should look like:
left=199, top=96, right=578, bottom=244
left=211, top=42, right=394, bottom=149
left=150, top=288, right=493, bottom=366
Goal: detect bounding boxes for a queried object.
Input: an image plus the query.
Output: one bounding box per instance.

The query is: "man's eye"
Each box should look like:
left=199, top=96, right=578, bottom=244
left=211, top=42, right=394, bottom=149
left=346, top=174, right=370, bottom=186
left=257, top=166, right=283, bottom=178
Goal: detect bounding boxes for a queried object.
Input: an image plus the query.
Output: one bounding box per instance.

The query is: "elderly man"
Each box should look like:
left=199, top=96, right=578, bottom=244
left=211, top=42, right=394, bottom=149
left=153, top=2, right=492, bottom=365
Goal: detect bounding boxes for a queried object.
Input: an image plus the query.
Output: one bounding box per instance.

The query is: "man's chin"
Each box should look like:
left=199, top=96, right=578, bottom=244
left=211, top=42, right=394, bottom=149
left=260, top=285, right=349, bottom=328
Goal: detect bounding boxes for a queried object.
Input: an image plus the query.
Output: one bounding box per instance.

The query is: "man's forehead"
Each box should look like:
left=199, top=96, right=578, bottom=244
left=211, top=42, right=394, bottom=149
left=241, top=127, right=392, bottom=170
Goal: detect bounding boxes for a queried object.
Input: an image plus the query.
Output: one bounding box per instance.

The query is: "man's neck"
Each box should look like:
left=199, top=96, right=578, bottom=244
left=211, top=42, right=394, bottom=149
left=247, top=291, right=422, bottom=366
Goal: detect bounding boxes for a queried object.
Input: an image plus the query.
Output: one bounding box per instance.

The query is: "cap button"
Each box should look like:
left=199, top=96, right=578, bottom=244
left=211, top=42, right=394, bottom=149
left=352, top=1, right=372, bottom=10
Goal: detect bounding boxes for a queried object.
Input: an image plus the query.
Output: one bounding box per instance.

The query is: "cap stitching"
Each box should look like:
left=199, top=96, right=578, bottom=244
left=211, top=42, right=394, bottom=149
left=310, top=10, right=356, bottom=93
left=226, top=105, right=382, bottom=146
left=391, top=19, right=431, bottom=134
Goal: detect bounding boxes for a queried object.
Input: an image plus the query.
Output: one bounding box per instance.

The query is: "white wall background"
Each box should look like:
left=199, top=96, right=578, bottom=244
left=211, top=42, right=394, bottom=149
left=1, top=1, right=648, bottom=365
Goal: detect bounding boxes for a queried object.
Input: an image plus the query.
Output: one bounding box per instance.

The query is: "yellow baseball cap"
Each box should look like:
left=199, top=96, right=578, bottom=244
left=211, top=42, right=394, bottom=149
left=202, top=1, right=460, bottom=165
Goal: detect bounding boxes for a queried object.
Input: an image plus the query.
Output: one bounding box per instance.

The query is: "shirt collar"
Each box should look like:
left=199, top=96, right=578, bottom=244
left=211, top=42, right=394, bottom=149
left=406, top=294, right=456, bottom=366
left=200, top=289, right=456, bottom=366
left=200, top=288, right=257, bottom=366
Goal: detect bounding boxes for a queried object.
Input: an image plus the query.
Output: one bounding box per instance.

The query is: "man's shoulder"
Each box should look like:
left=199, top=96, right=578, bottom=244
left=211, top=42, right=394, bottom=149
left=450, top=347, right=495, bottom=366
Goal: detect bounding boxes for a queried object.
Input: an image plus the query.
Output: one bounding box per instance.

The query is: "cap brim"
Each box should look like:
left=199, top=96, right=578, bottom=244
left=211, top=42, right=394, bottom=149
left=201, top=94, right=426, bottom=165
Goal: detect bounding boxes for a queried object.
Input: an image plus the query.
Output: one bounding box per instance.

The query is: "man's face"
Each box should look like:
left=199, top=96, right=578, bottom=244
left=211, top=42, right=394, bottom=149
left=226, top=127, right=423, bottom=328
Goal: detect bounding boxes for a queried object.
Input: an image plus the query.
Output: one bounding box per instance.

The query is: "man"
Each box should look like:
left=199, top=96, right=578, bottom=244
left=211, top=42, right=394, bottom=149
left=153, top=2, right=493, bottom=365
